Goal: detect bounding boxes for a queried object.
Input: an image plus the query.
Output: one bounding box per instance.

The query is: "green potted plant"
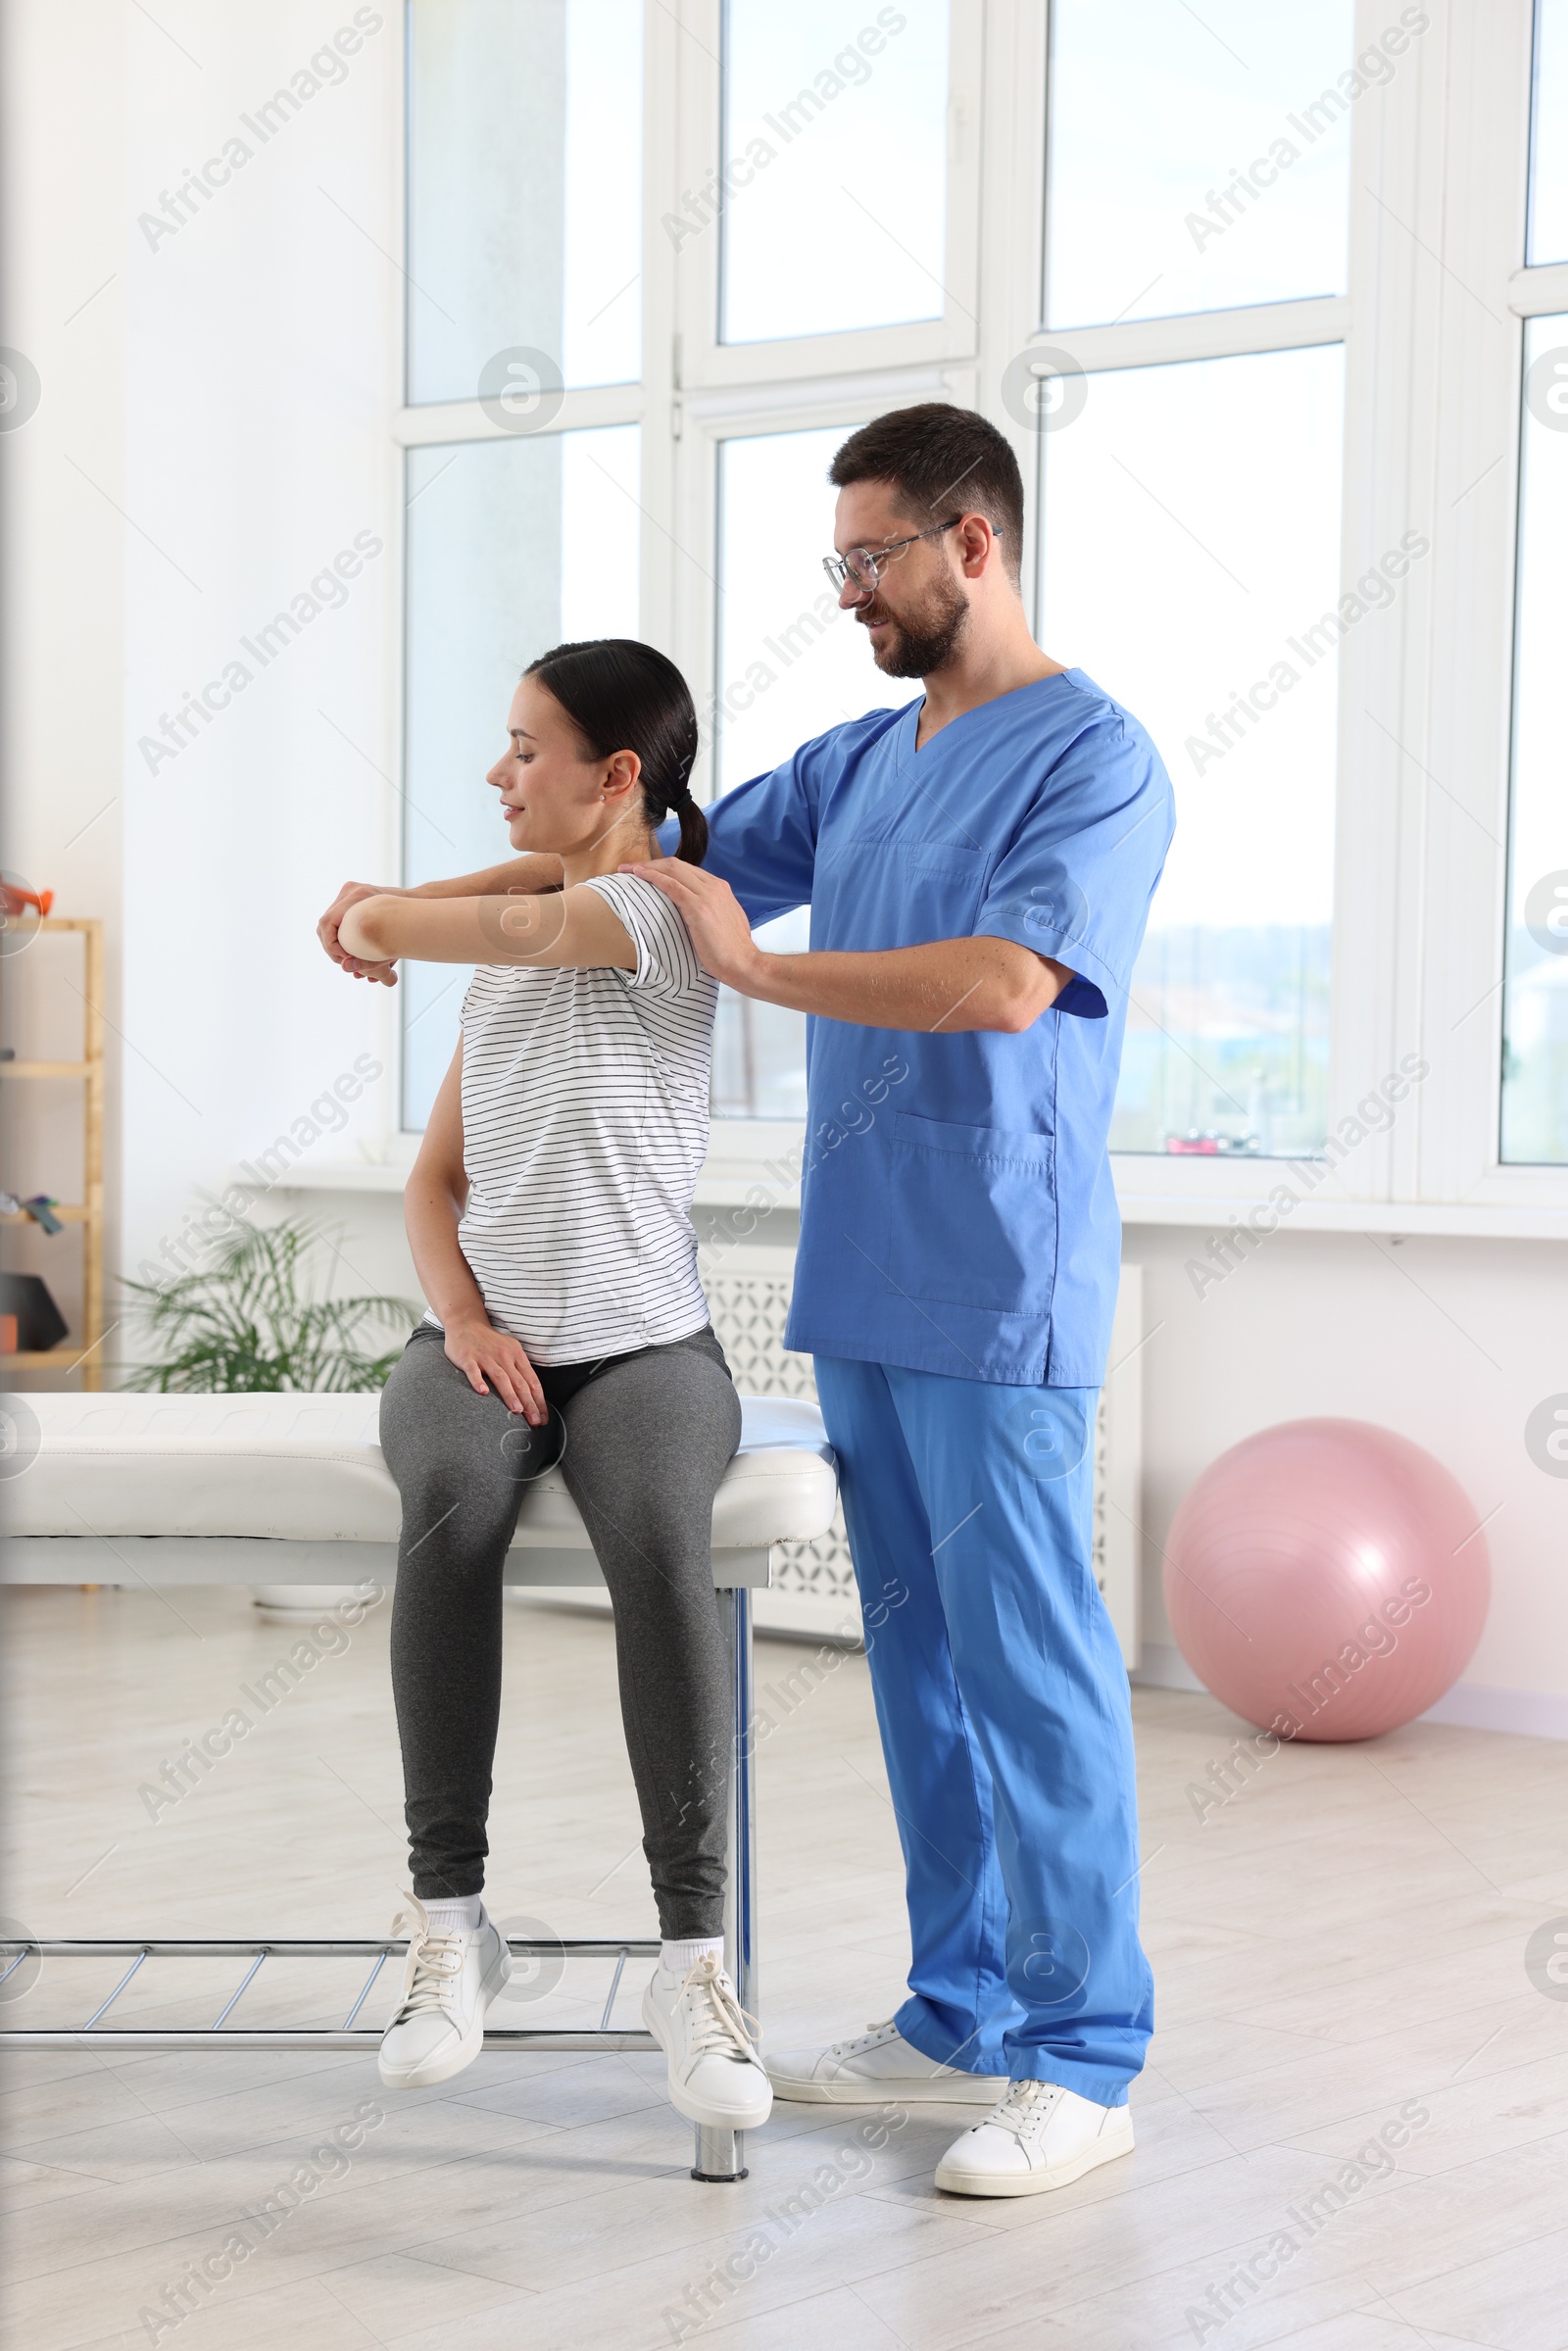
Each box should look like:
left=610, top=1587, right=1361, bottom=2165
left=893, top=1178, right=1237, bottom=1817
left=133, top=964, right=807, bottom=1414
left=122, top=1208, right=413, bottom=1393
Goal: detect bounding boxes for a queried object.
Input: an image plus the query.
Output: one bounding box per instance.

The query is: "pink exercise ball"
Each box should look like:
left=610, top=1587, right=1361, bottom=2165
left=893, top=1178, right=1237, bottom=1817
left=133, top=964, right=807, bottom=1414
left=1163, top=1419, right=1490, bottom=1741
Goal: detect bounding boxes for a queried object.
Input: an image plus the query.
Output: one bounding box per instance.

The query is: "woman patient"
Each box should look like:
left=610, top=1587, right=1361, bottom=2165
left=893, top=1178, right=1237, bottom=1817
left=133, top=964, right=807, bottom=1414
left=334, top=638, right=769, bottom=2135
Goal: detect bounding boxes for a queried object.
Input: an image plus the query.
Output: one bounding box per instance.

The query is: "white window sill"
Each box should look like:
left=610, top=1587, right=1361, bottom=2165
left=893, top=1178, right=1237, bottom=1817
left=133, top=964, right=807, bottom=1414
left=1107, top=1183, right=1568, bottom=1243
left=259, top=1150, right=1568, bottom=1241
left=240, top=1160, right=412, bottom=1195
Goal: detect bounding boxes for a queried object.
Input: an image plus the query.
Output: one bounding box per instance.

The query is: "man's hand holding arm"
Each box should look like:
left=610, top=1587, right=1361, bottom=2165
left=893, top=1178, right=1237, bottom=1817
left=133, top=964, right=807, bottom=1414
left=624, top=859, right=1069, bottom=1034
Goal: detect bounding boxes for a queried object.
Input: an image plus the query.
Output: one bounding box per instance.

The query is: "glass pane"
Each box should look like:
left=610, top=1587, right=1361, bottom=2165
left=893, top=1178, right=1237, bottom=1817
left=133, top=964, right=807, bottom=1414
left=1038, top=344, right=1347, bottom=1157
left=718, top=1, right=949, bottom=344
left=407, top=0, right=641, bottom=405
left=710, top=423, right=920, bottom=1118
left=1046, top=0, right=1360, bottom=329
left=1501, top=316, right=1568, bottom=1163
left=402, top=426, right=640, bottom=1128
left=1531, top=0, right=1568, bottom=263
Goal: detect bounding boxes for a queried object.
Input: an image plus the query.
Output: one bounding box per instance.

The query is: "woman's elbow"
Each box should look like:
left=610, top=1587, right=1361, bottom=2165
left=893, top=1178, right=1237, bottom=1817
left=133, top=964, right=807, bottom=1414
left=406, top=1156, right=466, bottom=1218
left=340, top=896, right=397, bottom=959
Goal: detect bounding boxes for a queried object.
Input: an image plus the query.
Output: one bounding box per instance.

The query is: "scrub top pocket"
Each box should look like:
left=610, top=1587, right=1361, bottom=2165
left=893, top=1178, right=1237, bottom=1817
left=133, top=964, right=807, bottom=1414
left=813, top=834, right=988, bottom=952
left=887, top=1110, right=1057, bottom=1315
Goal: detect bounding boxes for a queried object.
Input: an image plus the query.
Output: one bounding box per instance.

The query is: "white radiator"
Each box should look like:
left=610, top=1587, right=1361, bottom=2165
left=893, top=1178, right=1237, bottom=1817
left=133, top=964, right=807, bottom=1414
left=704, top=1249, right=1144, bottom=1668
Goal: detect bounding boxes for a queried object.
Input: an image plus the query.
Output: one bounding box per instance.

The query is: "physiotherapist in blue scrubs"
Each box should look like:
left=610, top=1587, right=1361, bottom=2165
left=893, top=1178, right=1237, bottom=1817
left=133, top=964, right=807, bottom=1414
left=630, top=404, right=1174, bottom=2201
left=318, top=401, right=1175, bottom=2201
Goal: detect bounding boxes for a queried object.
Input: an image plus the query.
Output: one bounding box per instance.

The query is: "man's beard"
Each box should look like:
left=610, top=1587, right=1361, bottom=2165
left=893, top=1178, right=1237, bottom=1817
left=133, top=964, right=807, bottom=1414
left=859, top=571, right=969, bottom=678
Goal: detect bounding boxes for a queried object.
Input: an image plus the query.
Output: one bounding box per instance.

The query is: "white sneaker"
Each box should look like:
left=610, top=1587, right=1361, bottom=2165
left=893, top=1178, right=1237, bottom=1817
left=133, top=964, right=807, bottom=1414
left=766, top=2018, right=1005, bottom=2106
left=934, top=2080, right=1134, bottom=2197
left=377, top=1893, right=511, bottom=2090
left=642, top=1951, right=772, bottom=2131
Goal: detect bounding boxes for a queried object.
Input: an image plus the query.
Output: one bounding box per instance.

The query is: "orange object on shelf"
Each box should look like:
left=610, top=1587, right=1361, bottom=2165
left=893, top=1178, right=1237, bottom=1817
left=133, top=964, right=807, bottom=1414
left=0, top=918, right=103, bottom=1386
left=0, top=1313, right=17, bottom=1353
left=0, top=881, right=53, bottom=918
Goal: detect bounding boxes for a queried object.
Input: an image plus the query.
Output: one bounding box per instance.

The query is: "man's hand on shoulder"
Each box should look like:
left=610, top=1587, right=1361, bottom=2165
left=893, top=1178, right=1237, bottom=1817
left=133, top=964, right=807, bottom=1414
left=621, top=859, right=761, bottom=991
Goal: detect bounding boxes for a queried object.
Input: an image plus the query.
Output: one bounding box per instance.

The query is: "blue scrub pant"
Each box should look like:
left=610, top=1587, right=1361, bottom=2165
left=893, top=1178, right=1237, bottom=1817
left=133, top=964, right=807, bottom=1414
left=813, top=1356, right=1154, bottom=2104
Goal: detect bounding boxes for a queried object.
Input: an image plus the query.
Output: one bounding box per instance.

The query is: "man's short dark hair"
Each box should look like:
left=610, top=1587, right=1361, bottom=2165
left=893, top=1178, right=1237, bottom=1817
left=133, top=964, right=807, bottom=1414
left=827, top=404, right=1024, bottom=579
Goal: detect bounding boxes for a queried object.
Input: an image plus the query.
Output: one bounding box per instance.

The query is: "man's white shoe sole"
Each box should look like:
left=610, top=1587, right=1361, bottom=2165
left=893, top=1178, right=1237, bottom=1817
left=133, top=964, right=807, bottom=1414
left=642, top=1984, right=772, bottom=2131
left=768, top=2068, right=1005, bottom=2107
left=934, top=2107, right=1135, bottom=2197
left=377, top=1937, right=512, bottom=2091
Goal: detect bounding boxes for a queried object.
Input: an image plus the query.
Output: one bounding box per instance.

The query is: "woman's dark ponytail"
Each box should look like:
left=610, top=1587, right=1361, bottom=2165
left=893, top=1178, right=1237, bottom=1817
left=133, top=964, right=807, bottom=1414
left=524, top=638, right=707, bottom=865
left=668, top=787, right=709, bottom=867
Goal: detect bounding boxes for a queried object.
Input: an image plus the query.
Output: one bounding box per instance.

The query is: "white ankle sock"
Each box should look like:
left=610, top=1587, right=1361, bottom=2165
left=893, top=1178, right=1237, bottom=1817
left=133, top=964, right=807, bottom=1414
left=662, top=1935, right=724, bottom=1976
left=423, top=1895, right=482, bottom=1935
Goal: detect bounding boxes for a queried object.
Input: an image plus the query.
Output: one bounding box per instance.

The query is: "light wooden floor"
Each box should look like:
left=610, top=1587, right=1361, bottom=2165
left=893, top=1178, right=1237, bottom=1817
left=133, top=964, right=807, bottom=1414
left=3, top=1584, right=1566, bottom=2351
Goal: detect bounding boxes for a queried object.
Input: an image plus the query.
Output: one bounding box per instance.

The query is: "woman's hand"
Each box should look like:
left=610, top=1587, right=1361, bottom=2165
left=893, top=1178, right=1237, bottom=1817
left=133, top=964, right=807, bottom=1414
left=319, top=880, right=403, bottom=986
left=442, top=1314, right=548, bottom=1423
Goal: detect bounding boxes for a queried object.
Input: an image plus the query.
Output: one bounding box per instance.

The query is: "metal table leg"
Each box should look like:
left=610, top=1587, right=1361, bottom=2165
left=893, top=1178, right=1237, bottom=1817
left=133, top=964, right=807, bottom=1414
left=692, top=1582, right=757, bottom=2183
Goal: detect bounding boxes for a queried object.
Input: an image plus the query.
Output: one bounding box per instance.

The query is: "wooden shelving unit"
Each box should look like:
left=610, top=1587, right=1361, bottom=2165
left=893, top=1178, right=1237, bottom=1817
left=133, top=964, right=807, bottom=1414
left=1, top=917, right=105, bottom=1389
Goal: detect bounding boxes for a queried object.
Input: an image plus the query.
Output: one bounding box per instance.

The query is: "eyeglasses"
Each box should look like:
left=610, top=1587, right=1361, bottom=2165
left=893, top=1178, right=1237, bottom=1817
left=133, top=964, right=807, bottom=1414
left=822, top=514, right=984, bottom=601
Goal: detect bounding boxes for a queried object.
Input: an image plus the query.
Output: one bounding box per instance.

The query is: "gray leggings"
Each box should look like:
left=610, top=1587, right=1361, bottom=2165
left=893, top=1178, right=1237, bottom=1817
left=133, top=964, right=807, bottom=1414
left=379, top=1322, right=742, bottom=1938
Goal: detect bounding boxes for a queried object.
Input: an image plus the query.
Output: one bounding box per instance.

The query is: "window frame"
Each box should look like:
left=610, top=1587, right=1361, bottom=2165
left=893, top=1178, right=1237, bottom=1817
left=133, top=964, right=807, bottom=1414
left=669, top=0, right=984, bottom=391
left=391, top=0, right=1568, bottom=1241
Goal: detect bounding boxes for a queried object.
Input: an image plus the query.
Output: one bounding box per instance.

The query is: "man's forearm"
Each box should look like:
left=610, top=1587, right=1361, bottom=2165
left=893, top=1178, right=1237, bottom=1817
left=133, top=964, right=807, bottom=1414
left=410, top=853, right=562, bottom=900
left=729, top=937, right=1067, bottom=1035
left=624, top=858, right=1068, bottom=1034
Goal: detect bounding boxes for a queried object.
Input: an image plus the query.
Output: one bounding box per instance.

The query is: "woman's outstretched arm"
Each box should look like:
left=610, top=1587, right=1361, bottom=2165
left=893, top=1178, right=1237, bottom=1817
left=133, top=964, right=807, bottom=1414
left=406, top=1043, right=547, bottom=1422
left=340, top=884, right=636, bottom=973
left=318, top=854, right=564, bottom=984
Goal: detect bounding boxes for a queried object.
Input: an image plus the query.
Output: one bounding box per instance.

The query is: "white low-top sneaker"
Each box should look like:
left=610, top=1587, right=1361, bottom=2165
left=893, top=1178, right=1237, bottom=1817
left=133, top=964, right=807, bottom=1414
left=767, top=2018, right=1004, bottom=2106
left=934, top=2080, right=1134, bottom=2197
left=642, top=1951, right=772, bottom=2131
left=377, top=1893, right=511, bottom=2091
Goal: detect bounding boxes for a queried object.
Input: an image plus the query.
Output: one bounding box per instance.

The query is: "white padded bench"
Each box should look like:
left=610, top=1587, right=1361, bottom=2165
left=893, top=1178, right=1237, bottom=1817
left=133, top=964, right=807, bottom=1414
left=0, top=1389, right=839, bottom=2183
left=4, top=1389, right=834, bottom=1586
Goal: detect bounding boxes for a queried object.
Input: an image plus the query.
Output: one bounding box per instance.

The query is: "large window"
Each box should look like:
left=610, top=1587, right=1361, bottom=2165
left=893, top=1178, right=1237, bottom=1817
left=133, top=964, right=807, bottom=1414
left=1037, top=2, right=1355, bottom=1158
left=391, top=0, right=1568, bottom=1235
left=1040, top=345, right=1344, bottom=1155
left=1501, top=320, right=1568, bottom=1163
left=1531, top=0, right=1568, bottom=263
left=710, top=424, right=921, bottom=1115
left=719, top=1, right=951, bottom=344
left=1045, top=0, right=1354, bottom=328
left=1502, top=4, right=1568, bottom=1162
left=406, top=0, right=642, bottom=402
left=402, top=426, right=640, bottom=1127
left=401, top=0, right=644, bottom=1128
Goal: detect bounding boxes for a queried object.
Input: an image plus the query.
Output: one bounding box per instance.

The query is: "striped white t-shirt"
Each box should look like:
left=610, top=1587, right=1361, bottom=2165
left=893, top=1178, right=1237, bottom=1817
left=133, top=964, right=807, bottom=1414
left=449, top=873, right=717, bottom=1364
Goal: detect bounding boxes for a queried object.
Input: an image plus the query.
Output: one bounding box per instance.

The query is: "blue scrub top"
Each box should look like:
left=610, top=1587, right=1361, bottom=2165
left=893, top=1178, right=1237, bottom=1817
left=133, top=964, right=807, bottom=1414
left=699, top=668, right=1174, bottom=1388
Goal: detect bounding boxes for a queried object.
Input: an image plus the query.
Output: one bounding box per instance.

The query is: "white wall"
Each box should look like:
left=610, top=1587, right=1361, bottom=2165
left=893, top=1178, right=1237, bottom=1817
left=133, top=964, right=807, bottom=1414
left=119, top=5, right=403, bottom=1304
left=0, top=0, right=129, bottom=1349
left=2, top=1, right=405, bottom=1376
left=3, top=2, right=1563, bottom=1732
